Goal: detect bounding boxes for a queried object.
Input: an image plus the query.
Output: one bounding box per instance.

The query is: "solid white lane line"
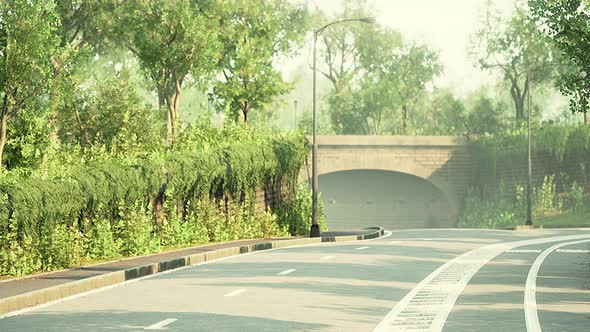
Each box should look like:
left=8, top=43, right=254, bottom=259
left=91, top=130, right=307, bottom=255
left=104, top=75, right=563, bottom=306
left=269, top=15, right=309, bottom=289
left=144, top=318, right=177, bottom=330
left=374, top=234, right=590, bottom=332
left=224, top=289, right=247, bottom=297
left=278, top=269, right=296, bottom=275
left=507, top=249, right=542, bottom=253
left=320, top=255, right=335, bottom=260
left=524, top=239, right=590, bottom=332
left=356, top=246, right=369, bottom=250
left=556, top=249, right=590, bottom=253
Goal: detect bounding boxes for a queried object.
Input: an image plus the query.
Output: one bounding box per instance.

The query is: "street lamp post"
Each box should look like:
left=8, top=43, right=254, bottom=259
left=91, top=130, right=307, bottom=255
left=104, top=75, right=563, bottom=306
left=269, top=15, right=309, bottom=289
left=310, top=17, right=375, bottom=238
left=526, top=76, right=533, bottom=226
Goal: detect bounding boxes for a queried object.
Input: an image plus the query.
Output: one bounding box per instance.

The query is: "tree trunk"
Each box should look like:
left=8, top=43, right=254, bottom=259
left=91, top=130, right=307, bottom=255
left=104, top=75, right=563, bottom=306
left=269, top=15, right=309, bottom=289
left=166, top=100, right=173, bottom=143
left=241, top=100, right=249, bottom=123
left=402, top=105, right=408, bottom=134
left=516, top=97, right=525, bottom=124
left=172, top=78, right=181, bottom=134
left=584, top=111, right=588, bottom=125
left=0, top=111, right=8, bottom=173
left=510, top=76, right=529, bottom=126
left=0, top=95, right=8, bottom=173
left=165, top=79, right=182, bottom=144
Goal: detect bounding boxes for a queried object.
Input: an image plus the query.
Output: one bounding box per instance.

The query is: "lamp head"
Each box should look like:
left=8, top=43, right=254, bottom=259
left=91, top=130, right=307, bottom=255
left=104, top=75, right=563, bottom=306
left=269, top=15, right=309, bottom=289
left=360, top=17, right=376, bottom=24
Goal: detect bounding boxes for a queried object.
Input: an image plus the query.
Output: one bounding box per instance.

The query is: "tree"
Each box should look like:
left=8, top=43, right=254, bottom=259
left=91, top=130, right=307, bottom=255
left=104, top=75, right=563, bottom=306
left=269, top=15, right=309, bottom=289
left=464, top=93, right=510, bottom=135
left=214, top=0, right=307, bottom=123
left=471, top=1, right=555, bottom=125
left=322, top=24, right=402, bottom=134
left=57, top=71, right=163, bottom=153
left=529, top=0, right=590, bottom=120
left=0, top=0, right=61, bottom=171
left=425, top=89, right=467, bottom=135
left=120, top=0, right=221, bottom=142
left=384, top=43, right=442, bottom=133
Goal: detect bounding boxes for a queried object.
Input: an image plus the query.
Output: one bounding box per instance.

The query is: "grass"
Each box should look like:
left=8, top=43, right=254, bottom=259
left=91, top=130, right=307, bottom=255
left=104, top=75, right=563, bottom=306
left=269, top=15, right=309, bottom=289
left=534, top=209, right=590, bottom=227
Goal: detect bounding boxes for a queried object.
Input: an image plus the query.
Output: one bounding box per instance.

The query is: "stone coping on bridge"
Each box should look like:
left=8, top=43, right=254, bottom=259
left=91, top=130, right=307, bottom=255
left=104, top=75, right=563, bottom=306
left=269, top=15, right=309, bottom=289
left=308, top=135, right=469, bottom=147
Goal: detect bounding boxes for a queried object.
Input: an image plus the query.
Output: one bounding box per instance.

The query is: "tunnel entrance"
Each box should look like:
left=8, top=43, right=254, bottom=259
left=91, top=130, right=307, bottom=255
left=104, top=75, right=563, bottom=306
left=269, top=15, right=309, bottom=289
left=319, top=170, right=453, bottom=230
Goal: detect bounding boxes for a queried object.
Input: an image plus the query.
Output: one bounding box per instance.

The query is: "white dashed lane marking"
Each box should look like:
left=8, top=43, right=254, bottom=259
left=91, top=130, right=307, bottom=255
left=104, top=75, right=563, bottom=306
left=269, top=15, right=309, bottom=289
left=320, top=255, right=335, bottom=260
left=356, top=246, right=369, bottom=250
left=278, top=269, right=296, bottom=275
left=506, top=249, right=542, bottom=253
left=144, top=318, right=177, bottom=330
left=556, top=249, right=590, bottom=253
left=224, top=289, right=247, bottom=297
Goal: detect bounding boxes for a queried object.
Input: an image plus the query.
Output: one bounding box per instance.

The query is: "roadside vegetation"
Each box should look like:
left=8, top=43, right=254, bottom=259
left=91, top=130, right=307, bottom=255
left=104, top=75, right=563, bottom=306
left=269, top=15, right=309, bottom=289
left=0, top=0, right=589, bottom=275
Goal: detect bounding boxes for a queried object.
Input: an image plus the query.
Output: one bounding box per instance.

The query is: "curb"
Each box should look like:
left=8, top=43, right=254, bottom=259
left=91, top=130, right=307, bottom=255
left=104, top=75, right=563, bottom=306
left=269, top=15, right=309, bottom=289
left=507, top=225, right=590, bottom=230
left=0, top=227, right=384, bottom=316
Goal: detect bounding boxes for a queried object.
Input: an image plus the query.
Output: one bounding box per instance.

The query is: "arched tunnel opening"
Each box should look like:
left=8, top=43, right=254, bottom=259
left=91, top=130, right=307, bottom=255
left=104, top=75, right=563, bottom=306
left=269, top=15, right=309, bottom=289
left=318, top=170, right=454, bottom=230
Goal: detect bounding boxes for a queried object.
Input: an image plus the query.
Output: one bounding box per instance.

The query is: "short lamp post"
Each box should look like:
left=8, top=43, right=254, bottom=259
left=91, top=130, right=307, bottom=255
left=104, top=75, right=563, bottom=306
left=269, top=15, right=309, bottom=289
left=310, top=17, right=375, bottom=238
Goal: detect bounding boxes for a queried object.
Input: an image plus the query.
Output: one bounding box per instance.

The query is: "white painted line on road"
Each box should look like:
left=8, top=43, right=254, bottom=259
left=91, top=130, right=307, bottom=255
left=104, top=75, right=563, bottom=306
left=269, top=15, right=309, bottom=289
left=362, top=230, right=392, bottom=242
left=356, top=246, right=369, bottom=250
left=525, top=239, right=590, bottom=332
left=0, top=229, right=391, bottom=320
left=224, top=288, right=247, bottom=297
left=278, top=269, right=296, bottom=275
left=556, top=249, right=590, bottom=253
left=374, top=234, right=590, bottom=332
left=320, top=255, right=335, bottom=260
left=144, top=318, right=177, bottom=330
left=507, top=249, right=542, bottom=253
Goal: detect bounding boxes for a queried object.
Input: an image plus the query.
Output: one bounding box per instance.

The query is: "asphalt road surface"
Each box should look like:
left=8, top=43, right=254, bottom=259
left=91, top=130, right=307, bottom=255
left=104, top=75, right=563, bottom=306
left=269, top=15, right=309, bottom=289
left=1, top=229, right=589, bottom=331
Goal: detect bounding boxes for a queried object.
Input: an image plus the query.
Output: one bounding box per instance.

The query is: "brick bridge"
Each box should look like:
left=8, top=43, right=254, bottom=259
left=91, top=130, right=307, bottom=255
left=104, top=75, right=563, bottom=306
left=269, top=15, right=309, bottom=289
left=303, top=136, right=475, bottom=228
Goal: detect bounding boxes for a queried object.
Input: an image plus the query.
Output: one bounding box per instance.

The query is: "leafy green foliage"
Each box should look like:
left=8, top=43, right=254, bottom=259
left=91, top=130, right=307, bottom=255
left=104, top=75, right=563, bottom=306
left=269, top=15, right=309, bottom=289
left=529, top=0, right=590, bottom=114
left=214, top=0, right=307, bottom=123
left=471, top=1, right=556, bottom=124
left=56, top=71, right=163, bottom=154
left=118, top=0, right=221, bottom=140
left=461, top=125, right=590, bottom=228
left=276, top=183, right=327, bottom=236
left=0, top=128, right=313, bottom=276
left=0, top=0, right=62, bottom=171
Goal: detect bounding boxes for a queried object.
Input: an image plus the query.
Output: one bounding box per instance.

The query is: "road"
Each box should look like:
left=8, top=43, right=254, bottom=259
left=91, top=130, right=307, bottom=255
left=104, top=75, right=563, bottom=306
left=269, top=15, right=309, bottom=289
left=1, top=228, right=589, bottom=331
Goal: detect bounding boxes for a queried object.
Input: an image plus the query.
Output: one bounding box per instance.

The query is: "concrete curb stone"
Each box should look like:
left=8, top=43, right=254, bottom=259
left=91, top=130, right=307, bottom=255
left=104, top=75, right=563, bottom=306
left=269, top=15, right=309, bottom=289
left=0, top=227, right=384, bottom=316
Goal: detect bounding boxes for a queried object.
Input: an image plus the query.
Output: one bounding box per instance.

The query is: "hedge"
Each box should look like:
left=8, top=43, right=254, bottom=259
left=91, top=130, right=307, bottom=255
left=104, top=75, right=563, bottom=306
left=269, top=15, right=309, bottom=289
left=0, top=129, right=316, bottom=276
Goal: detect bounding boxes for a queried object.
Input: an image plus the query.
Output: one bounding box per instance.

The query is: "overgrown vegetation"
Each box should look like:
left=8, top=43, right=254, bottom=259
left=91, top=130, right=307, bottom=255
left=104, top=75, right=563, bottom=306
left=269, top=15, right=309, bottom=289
left=0, top=127, right=327, bottom=276
left=459, top=125, right=590, bottom=228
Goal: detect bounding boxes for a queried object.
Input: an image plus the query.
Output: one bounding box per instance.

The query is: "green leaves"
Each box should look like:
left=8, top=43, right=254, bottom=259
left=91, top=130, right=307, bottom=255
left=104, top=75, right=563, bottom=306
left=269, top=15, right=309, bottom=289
left=0, top=0, right=62, bottom=170
left=118, top=0, right=222, bottom=140
left=0, top=128, right=310, bottom=276
left=471, top=2, right=556, bottom=123
left=213, top=0, right=307, bottom=123
left=529, top=0, right=590, bottom=114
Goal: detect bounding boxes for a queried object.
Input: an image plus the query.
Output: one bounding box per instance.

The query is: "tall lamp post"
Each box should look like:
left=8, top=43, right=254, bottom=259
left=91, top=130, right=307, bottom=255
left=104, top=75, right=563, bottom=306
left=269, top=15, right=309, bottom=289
left=526, top=76, right=533, bottom=226
left=310, top=17, right=375, bottom=238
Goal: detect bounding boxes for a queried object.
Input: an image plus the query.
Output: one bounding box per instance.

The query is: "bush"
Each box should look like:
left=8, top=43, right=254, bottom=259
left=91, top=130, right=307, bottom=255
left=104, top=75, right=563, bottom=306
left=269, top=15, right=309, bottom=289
left=0, top=127, right=316, bottom=276
left=277, top=183, right=328, bottom=236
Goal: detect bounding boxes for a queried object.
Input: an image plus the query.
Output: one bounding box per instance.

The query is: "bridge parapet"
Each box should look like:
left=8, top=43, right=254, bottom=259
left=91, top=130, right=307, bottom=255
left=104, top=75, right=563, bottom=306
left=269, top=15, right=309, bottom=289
left=303, top=135, right=476, bottom=227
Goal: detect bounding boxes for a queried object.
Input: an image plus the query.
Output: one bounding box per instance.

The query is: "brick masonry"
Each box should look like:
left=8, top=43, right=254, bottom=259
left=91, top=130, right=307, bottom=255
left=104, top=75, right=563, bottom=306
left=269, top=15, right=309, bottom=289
left=308, top=135, right=590, bottom=227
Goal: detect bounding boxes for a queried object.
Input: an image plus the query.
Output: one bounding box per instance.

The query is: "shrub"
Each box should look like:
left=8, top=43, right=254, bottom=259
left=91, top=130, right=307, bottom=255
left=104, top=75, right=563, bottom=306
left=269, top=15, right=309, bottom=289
left=0, top=128, right=316, bottom=276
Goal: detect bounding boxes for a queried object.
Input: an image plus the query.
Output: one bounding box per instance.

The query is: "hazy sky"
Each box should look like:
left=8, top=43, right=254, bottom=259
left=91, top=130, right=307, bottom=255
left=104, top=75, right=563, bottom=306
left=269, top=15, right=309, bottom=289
left=286, top=0, right=517, bottom=97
